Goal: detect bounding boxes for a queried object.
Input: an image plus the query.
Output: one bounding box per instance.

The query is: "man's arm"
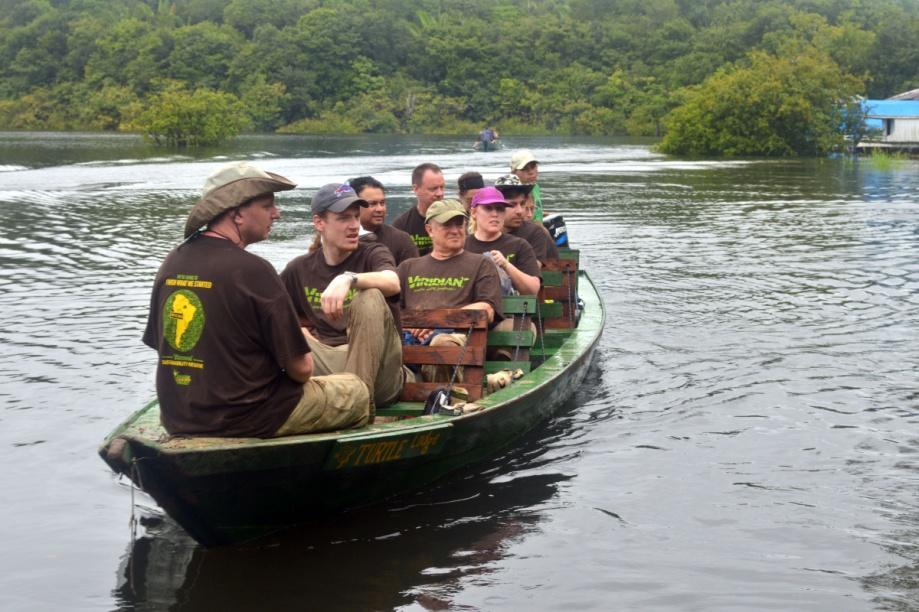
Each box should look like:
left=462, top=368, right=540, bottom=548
left=321, top=270, right=399, bottom=319
left=353, top=269, right=399, bottom=296
left=284, top=349, right=313, bottom=384
left=461, top=301, right=495, bottom=323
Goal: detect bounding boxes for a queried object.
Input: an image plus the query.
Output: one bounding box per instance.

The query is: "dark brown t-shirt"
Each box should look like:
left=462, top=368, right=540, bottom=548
left=392, top=206, right=432, bottom=255
left=509, top=220, right=559, bottom=262
left=397, top=251, right=503, bottom=323
left=142, top=236, right=308, bottom=438
left=359, top=223, right=419, bottom=264
left=281, top=242, right=398, bottom=346
left=465, top=233, right=540, bottom=277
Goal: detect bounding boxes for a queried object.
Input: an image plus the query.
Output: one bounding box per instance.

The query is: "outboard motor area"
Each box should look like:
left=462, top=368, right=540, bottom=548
left=543, top=214, right=569, bottom=248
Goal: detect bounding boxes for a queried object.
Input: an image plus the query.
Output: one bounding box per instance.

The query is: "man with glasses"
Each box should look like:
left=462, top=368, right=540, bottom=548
left=349, top=176, right=418, bottom=265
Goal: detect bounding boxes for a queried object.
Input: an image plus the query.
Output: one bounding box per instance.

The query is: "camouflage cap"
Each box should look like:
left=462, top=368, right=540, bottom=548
left=494, top=174, right=534, bottom=196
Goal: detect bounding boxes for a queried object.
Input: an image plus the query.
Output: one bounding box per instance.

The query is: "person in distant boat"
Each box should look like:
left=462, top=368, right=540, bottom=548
left=348, top=176, right=418, bottom=264
left=475, top=126, right=500, bottom=150
left=281, top=183, right=409, bottom=412
left=464, top=186, right=541, bottom=296
left=510, top=149, right=543, bottom=222
left=397, top=199, right=503, bottom=382
left=495, top=174, right=559, bottom=264
left=457, top=171, right=485, bottom=212
left=392, top=162, right=445, bottom=256
left=143, top=162, right=370, bottom=439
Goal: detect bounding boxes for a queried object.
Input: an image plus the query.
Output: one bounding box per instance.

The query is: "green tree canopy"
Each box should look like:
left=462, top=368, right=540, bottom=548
left=129, top=82, right=249, bottom=146
left=0, top=0, right=916, bottom=151
left=659, top=48, right=863, bottom=156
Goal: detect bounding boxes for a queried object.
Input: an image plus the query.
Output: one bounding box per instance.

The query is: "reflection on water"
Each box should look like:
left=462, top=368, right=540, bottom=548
left=113, top=395, right=585, bottom=611
left=0, top=134, right=918, bottom=610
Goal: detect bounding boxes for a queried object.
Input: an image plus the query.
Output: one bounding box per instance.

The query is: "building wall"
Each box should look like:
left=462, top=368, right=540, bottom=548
left=885, top=118, right=919, bottom=143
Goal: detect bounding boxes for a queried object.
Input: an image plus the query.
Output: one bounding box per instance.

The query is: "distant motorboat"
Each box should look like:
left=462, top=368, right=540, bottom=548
left=474, top=127, right=501, bottom=151
left=474, top=139, right=501, bottom=151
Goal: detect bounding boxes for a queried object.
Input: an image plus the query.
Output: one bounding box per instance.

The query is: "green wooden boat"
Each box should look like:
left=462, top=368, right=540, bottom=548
left=99, top=269, right=604, bottom=547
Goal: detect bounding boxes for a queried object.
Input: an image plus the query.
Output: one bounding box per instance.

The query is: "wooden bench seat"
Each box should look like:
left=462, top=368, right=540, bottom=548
left=398, top=308, right=488, bottom=402
left=538, top=255, right=579, bottom=330
left=486, top=295, right=537, bottom=374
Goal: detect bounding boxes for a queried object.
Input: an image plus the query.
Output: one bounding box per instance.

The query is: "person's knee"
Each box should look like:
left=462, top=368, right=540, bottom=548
left=430, top=332, right=464, bottom=348
left=351, top=288, right=386, bottom=311
left=319, top=373, right=371, bottom=421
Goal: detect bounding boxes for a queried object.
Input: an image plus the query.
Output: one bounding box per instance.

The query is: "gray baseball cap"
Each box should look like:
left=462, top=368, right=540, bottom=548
left=311, top=183, right=368, bottom=215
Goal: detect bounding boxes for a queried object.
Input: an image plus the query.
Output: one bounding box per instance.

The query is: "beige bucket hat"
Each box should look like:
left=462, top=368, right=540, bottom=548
left=184, top=161, right=296, bottom=237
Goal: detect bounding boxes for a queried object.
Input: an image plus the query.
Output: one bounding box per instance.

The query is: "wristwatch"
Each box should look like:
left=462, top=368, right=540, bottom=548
left=342, top=271, right=359, bottom=287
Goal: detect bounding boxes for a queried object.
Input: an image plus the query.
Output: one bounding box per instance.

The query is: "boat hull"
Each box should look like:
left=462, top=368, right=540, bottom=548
left=100, top=272, right=604, bottom=546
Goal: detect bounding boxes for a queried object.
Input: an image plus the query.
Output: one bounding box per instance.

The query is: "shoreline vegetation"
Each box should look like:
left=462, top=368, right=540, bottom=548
left=1, top=1, right=917, bottom=155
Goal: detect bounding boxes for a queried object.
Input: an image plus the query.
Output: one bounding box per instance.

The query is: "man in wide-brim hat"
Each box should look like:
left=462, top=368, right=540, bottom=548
left=143, top=161, right=371, bottom=439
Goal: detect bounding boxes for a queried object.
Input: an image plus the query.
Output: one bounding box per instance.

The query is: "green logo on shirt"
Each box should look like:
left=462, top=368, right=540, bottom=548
left=411, top=234, right=433, bottom=250
left=303, top=286, right=357, bottom=310
left=163, top=289, right=205, bottom=352
left=407, top=275, right=470, bottom=291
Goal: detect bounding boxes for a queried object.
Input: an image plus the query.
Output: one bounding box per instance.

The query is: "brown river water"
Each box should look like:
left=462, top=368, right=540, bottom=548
left=0, top=133, right=917, bottom=610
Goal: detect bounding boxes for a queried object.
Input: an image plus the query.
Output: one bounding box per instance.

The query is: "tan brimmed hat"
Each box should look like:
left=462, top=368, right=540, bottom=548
left=184, top=161, right=296, bottom=237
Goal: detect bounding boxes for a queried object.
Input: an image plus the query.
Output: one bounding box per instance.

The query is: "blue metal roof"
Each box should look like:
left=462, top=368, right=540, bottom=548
left=863, top=99, right=919, bottom=118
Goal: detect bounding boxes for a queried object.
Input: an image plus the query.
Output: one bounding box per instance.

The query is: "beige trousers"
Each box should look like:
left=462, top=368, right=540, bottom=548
left=304, top=289, right=408, bottom=411
left=274, top=373, right=371, bottom=436
left=422, top=332, right=469, bottom=383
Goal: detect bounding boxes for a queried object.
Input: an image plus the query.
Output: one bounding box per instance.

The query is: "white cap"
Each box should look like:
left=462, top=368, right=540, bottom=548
left=510, top=149, right=538, bottom=171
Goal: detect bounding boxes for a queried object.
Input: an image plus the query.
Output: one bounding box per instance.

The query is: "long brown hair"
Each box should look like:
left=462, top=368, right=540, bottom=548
left=308, top=212, right=326, bottom=253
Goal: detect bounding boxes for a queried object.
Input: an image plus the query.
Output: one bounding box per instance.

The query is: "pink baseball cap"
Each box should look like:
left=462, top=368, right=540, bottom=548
left=470, top=186, right=508, bottom=208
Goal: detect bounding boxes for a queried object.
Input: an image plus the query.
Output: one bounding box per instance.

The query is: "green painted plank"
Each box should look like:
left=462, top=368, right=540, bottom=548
left=529, top=347, right=559, bottom=358
left=559, top=249, right=580, bottom=262
left=502, top=295, right=538, bottom=314
left=376, top=402, right=424, bottom=417
left=537, top=301, right=564, bottom=318
left=537, top=331, right=571, bottom=349
left=541, top=271, right=563, bottom=285
left=487, top=330, right=535, bottom=346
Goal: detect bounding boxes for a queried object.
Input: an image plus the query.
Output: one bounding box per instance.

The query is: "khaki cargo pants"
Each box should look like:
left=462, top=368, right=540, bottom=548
left=275, top=373, right=371, bottom=436
left=303, top=289, right=408, bottom=409
left=275, top=289, right=406, bottom=436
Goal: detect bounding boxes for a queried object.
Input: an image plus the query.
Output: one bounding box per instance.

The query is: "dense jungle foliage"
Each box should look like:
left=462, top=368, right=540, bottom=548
left=0, top=0, right=917, bottom=154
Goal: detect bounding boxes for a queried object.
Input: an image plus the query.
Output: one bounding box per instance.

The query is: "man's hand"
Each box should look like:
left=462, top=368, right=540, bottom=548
left=321, top=274, right=354, bottom=320
left=406, top=327, right=434, bottom=343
